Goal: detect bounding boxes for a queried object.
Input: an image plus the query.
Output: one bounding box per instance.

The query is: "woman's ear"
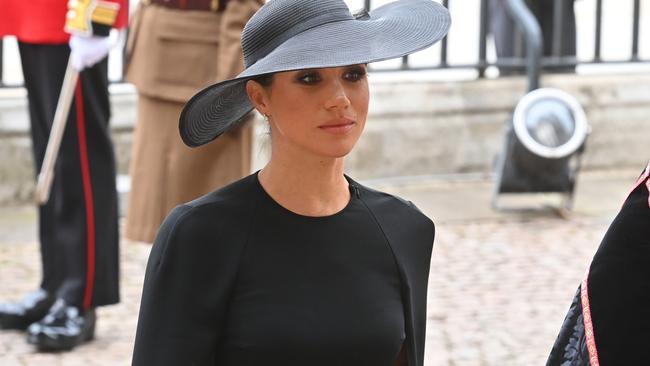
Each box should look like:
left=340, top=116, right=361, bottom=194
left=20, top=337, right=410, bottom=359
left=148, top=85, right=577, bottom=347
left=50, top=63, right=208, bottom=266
left=246, top=80, right=269, bottom=116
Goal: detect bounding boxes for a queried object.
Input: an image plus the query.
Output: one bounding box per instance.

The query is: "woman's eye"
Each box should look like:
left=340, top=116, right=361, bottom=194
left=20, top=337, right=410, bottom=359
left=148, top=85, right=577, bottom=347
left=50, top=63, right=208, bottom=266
left=345, top=68, right=367, bottom=81
left=298, top=73, right=321, bottom=84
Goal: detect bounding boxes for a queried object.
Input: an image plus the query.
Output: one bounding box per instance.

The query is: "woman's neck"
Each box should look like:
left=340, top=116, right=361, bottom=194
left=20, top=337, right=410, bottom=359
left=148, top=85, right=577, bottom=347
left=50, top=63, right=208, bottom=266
left=258, top=152, right=351, bottom=217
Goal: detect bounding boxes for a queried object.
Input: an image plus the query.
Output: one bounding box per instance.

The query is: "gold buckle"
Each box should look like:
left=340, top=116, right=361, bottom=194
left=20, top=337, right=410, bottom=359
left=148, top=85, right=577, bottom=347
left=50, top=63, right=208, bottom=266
left=210, top=0, right=220, bottom=12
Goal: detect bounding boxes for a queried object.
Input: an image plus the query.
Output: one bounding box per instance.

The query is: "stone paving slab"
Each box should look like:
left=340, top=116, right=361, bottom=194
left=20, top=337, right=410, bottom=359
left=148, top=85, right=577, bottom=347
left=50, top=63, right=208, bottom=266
left=0, top=169, right=640, bottom=365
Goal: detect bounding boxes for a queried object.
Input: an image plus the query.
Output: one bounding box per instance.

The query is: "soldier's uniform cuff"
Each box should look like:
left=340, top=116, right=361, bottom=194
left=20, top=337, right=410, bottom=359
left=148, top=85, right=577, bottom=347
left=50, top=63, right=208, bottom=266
left=65, top=0, right=121, bottom=37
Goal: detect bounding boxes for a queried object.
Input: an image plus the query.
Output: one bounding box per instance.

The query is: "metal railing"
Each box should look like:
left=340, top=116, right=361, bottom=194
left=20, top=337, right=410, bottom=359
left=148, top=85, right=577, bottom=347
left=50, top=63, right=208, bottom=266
left=364, top=0, right=648, bottom=74
left=504, top=0, right=543, bottom=91
left=1, top=0, right=648, bottom=88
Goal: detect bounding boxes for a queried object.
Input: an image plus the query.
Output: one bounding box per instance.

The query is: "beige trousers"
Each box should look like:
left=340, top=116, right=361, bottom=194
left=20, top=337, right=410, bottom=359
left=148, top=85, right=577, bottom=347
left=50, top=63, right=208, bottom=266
left=126, top=95, right=252, bottom=243
left=124, top=1, right=261, bottom=243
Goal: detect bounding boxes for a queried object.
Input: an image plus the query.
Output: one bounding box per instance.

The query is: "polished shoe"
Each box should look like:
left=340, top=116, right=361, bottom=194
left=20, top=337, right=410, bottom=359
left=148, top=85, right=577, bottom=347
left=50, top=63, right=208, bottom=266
left=26, top=299, right=96, bottom=352
left=0, top=289, right=55, bottom=330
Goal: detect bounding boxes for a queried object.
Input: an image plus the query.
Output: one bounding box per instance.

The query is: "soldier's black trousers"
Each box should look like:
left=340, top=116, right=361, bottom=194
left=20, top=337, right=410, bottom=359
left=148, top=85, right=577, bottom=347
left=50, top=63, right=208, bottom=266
left=18, top=42, right=119, bottom=309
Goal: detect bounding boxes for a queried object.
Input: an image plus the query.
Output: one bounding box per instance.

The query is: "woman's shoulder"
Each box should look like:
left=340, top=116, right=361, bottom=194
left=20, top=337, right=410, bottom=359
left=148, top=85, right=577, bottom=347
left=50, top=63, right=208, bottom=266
left=186, top=173, right=260, bottom=211
left=139, top=176, right=258, bottom=316
left=349, top=177, right=435, bottom=269
left=350, top=177, right=434, bottom=226
left=153, top=174, right=259, bottom=253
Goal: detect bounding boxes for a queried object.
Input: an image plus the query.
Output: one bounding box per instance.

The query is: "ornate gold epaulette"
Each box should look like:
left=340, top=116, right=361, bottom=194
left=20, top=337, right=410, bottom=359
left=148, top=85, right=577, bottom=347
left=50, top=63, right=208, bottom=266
left=65, top=0, right=121, bottom=37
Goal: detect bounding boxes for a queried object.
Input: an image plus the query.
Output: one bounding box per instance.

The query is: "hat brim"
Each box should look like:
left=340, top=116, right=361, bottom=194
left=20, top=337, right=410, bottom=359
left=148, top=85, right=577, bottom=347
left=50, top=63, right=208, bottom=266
left=180, top=0, right=451, bottom=147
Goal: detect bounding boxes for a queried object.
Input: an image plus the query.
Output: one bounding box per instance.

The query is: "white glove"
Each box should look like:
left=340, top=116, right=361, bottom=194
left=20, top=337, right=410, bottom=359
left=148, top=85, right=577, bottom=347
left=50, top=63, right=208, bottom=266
left=69, top=34, right=114, bottom=71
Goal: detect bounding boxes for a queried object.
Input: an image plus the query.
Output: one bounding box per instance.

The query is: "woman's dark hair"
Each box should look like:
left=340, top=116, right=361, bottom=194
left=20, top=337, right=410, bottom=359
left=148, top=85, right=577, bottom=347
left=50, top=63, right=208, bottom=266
left=252, top=73, right=274, bottom=87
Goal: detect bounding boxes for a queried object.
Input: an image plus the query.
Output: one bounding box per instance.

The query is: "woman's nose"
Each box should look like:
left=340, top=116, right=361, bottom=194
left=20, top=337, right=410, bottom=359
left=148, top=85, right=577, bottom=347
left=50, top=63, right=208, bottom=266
left=324, top=82, right=351, bottom=110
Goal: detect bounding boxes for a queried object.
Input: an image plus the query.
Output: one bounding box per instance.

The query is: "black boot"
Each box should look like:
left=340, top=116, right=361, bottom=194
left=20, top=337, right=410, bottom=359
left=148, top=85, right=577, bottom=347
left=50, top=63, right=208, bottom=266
left=0, top=289, right=55, bottom=330
left=26, top=299, right=96, bottom=352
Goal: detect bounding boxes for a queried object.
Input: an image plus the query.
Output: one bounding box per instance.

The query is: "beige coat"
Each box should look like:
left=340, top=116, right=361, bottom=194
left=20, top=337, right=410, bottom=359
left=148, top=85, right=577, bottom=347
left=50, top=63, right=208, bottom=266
left=124, top=0, right=263, bottom=243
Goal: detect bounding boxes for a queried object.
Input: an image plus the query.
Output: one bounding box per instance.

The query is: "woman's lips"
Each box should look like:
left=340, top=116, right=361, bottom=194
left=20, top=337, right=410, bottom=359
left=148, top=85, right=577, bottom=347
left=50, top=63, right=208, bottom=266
left=318, top=119, right=356, bottom=134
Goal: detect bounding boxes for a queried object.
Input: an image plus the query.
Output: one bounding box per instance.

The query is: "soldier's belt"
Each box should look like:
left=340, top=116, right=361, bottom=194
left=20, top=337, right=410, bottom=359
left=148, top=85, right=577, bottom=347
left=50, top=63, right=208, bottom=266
left=146, top=0, right=229, bottom=12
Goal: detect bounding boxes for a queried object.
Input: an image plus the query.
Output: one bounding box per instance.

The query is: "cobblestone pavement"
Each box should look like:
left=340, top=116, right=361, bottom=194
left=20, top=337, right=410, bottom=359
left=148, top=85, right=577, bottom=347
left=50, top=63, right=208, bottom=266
left=0, top=169, right=639, bottom=365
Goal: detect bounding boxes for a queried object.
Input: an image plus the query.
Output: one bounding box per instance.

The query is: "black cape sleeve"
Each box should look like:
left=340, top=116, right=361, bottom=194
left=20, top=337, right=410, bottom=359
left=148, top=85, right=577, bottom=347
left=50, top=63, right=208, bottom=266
left=131, top=203, right=247, bottom=366
left=355, top=180, right=435, bottom=366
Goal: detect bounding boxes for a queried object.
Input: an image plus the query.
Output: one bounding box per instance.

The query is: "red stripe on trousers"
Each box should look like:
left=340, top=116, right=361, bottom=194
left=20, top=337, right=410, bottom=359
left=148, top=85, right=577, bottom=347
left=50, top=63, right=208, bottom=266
left=75, top=80, right=96, bottom=310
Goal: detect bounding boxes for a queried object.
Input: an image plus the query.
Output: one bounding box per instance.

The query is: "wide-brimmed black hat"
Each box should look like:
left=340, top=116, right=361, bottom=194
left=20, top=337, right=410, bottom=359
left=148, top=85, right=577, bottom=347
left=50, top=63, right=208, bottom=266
left=180, top=0, right=451, bottom=147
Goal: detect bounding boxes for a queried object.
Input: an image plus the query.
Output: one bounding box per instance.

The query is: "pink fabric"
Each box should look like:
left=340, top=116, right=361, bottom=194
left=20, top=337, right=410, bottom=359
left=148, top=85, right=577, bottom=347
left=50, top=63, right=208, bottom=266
left=581, top=267, right=600, bottom=366
left=584, top=161, right=650, bottom=365
left=646, top=178, right=650, bottom=208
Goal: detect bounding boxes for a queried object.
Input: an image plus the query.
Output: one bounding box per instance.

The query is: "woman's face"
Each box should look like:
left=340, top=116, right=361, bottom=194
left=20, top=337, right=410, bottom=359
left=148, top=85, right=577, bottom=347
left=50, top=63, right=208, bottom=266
left=247, top=64, right=369, bottom=159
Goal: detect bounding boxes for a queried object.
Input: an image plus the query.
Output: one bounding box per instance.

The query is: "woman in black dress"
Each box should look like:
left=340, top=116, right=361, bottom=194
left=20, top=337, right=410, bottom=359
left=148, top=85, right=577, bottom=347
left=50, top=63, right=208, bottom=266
left=132, top=1, right=451, bottom=365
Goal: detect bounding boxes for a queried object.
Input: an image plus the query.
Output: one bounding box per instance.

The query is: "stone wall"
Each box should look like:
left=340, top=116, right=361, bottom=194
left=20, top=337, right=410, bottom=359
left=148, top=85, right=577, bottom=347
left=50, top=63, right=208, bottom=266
left=347, top=72, right=650, bottom=178
left=1, top=72, right=649, bottom=204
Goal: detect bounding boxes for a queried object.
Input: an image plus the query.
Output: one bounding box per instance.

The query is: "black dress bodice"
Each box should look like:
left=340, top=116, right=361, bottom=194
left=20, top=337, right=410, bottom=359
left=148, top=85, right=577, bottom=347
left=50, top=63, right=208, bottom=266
left=132, top=173, right=436, bottom=366
left=216, top=177, right=405, bottom=365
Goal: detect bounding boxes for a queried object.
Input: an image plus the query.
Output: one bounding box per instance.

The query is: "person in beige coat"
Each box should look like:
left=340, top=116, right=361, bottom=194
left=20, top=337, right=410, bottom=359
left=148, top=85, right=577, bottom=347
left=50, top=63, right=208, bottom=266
left=125, top=0, right=263, bottom=243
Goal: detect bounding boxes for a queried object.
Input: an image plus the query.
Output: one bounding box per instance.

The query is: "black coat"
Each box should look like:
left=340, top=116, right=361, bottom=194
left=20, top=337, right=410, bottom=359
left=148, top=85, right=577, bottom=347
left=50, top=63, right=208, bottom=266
left=132, top=173, right=435, bottom=366
left=546, top=163, right=650, bottom=366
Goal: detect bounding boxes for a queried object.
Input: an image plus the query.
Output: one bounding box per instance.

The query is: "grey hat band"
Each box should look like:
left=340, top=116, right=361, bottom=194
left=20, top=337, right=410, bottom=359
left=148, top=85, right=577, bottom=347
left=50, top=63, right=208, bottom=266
left=244, top=9, right=354, bottom=68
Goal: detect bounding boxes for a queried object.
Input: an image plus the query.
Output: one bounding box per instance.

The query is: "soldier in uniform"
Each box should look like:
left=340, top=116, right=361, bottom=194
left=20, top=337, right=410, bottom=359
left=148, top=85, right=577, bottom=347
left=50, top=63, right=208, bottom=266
left=0, top=0, right=127, bottom=351
left=124, top=0, right=263, bottom=244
